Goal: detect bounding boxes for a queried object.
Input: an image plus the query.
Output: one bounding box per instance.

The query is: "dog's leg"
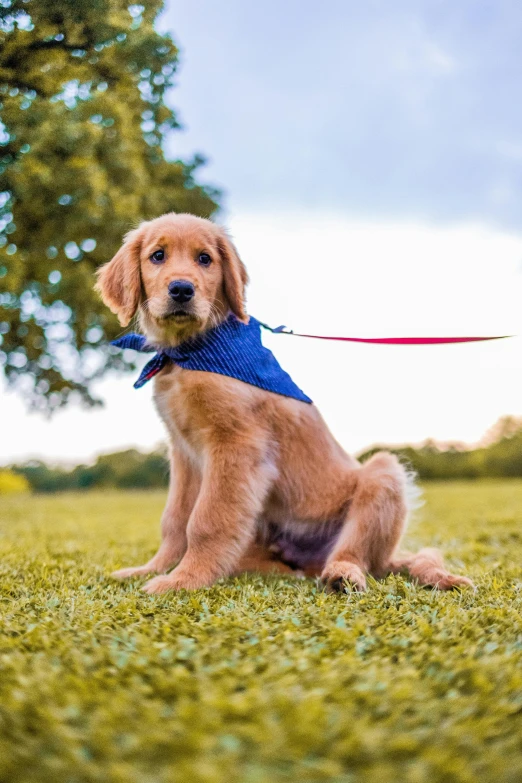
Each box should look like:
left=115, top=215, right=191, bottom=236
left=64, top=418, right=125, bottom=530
left=321, top=452, right=472, bottom=592
left=321, top=452, right=412, bottom=592
left=111, top=449, right=199, bottom=580
left=388, top=548, right=474, bottom=590
left=142, top=445, right=273, bottom=593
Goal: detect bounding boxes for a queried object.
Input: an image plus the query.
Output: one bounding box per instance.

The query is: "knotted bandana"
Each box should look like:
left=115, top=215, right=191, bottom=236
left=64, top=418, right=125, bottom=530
left=111, top=315, right=312, bottom=404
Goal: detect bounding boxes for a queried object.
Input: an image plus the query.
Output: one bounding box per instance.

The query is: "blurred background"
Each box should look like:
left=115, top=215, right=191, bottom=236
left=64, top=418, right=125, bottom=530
left=2, top=0, right=522, bottom=493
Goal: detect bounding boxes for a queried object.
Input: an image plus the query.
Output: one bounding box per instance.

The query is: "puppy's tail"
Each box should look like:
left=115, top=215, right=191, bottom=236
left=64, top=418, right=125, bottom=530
left=358, top=451, right=423, bottom=522
left=403, top=464, right=424, bottom=520
left=351, top=451, right=418, bottom=574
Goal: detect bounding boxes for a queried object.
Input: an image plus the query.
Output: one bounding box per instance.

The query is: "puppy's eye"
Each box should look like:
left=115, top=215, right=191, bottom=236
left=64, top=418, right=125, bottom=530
left=150, top=249, right=165, bottom=264
left=198, top=252, right=212, bottom=267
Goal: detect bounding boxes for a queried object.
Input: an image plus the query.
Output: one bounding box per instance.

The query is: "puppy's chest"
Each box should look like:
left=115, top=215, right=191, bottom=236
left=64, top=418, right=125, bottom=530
left=153, top=367, right=208, bottom=459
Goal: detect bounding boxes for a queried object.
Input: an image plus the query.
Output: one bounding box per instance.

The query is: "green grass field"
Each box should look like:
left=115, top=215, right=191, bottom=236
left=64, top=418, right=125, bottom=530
left=1, top=481, right=522, bottom=783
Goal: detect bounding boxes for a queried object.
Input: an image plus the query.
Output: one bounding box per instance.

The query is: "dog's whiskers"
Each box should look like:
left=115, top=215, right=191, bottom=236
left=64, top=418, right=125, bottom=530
left=206, top=302, right=223, bottom=330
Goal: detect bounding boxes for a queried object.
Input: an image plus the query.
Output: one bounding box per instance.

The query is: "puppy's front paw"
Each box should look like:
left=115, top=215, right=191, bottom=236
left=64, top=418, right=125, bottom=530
left=321, top=560, right=367, bottom=593
left=142, top=567, right=214, bottom=594
left=142, top=574, right=178, bottom=594
left=111, top=565, right=155, bottom=580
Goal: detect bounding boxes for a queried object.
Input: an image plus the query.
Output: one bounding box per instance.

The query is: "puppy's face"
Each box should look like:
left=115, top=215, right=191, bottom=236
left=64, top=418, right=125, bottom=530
left=96, top=213, right=248, bottom=345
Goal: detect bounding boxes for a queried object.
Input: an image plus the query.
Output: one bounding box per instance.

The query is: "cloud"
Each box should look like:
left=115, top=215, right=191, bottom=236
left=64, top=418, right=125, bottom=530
left=162, top=0, right=522, bottom=231
left=423, top=42, right=457, bottom=74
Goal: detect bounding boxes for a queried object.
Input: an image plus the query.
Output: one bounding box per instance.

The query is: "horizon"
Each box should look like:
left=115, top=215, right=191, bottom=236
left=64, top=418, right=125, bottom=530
left=4, top=411, right=515, bottom=470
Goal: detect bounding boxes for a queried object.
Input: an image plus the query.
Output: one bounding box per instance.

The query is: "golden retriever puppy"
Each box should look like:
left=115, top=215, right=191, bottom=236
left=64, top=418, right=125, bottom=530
left=96, top=213, right=472, bottom=594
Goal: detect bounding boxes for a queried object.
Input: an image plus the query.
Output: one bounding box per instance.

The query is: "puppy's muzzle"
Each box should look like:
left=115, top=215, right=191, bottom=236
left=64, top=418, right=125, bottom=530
left=168, top=280, right=195, bottom=304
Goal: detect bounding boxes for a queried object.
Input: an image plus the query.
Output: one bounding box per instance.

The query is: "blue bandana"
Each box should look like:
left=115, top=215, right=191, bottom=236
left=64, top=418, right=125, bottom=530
left=111, top=315, right=312, bottom=404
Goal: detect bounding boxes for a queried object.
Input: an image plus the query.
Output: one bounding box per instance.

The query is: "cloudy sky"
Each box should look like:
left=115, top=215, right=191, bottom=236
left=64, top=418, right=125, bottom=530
left=163, top=0, right=522, bottom=229
left=2, top=0, right=522, bottom=465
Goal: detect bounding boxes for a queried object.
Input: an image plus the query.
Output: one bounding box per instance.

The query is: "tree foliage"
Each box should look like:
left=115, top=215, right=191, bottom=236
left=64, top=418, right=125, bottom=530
left=12, top=447, right=168, bottom=492
left=0, top=0, right=219, bottom=411
left=0, top=467, right=30, bottom=494
left=359, top=416, right=522, bottom=481
left=8, top=416, right=522, bottom=492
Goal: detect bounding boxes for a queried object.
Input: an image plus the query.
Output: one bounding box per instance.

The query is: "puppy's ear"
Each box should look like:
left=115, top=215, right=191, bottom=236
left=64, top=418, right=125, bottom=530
left=217, top=230, right=249, bottom=323
left=95, top=228, right=142, bottom=326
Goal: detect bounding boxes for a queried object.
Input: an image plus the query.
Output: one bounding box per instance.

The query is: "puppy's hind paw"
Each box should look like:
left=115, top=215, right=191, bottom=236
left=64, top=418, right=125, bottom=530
left=321, top=561, right=367, bottom=593
left=433, top=572, right=475, bottom=591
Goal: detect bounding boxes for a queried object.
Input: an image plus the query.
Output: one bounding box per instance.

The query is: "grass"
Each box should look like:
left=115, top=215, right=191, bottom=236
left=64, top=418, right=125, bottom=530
left=1, top=481, right=522, bottom=783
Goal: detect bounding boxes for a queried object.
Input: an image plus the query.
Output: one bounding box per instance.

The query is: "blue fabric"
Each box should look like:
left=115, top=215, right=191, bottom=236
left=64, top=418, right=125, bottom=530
left=111, top=315, right=312, bottom=404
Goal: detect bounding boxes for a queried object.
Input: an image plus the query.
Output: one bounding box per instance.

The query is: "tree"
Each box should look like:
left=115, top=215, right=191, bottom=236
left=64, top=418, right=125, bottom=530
left=0, top=468, right=30, bottom=494
left=0, top=0, right=220, bottom=411
left=480, top=415, right=522, bottom=447
left=12, top=447, right=169, bottom=491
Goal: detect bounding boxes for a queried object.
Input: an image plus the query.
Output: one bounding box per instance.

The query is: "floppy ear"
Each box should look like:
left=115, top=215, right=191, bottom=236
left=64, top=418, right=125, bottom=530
left=95, top=229, right=142, bottom=326
left=217, top=230, right=249, bottom=323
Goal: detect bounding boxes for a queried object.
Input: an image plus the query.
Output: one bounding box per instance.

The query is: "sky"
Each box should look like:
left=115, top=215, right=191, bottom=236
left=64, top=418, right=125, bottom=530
left=161, top=0, right=522, bottom=230
left=2, top=0, right=522, bottom=465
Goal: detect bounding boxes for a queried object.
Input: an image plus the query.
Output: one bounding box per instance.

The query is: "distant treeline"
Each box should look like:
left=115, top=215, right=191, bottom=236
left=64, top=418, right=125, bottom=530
left=10, top=449, right=169, bottom=493
left=6, top=417, right=522, bottom=493
left=359, top=416, right=522, bottom=480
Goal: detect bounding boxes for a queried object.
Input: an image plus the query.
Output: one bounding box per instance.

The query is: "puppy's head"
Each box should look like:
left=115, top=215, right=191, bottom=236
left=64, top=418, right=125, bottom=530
left=95, top=213, right=248, bottom=344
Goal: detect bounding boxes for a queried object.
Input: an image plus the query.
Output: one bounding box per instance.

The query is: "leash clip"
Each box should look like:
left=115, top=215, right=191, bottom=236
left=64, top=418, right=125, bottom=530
left=260, top=322, right=293, bottom=334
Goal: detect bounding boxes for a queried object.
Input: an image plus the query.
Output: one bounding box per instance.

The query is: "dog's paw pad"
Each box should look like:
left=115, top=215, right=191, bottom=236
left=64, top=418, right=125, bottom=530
left=327, top=577, right=348, bottom=593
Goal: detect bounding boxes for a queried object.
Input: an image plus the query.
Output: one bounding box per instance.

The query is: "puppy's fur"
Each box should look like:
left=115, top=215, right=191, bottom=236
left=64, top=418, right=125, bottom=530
left=96, top=213, right=472, bottom=594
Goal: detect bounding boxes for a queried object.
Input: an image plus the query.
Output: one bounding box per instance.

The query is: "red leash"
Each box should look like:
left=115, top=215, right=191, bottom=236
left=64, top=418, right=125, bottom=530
left=261, top=323, right=512, bottom=345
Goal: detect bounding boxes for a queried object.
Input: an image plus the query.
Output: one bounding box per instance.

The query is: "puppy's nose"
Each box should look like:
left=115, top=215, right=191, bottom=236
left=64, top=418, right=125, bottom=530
left=168, top=280, right=195, bottom=304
